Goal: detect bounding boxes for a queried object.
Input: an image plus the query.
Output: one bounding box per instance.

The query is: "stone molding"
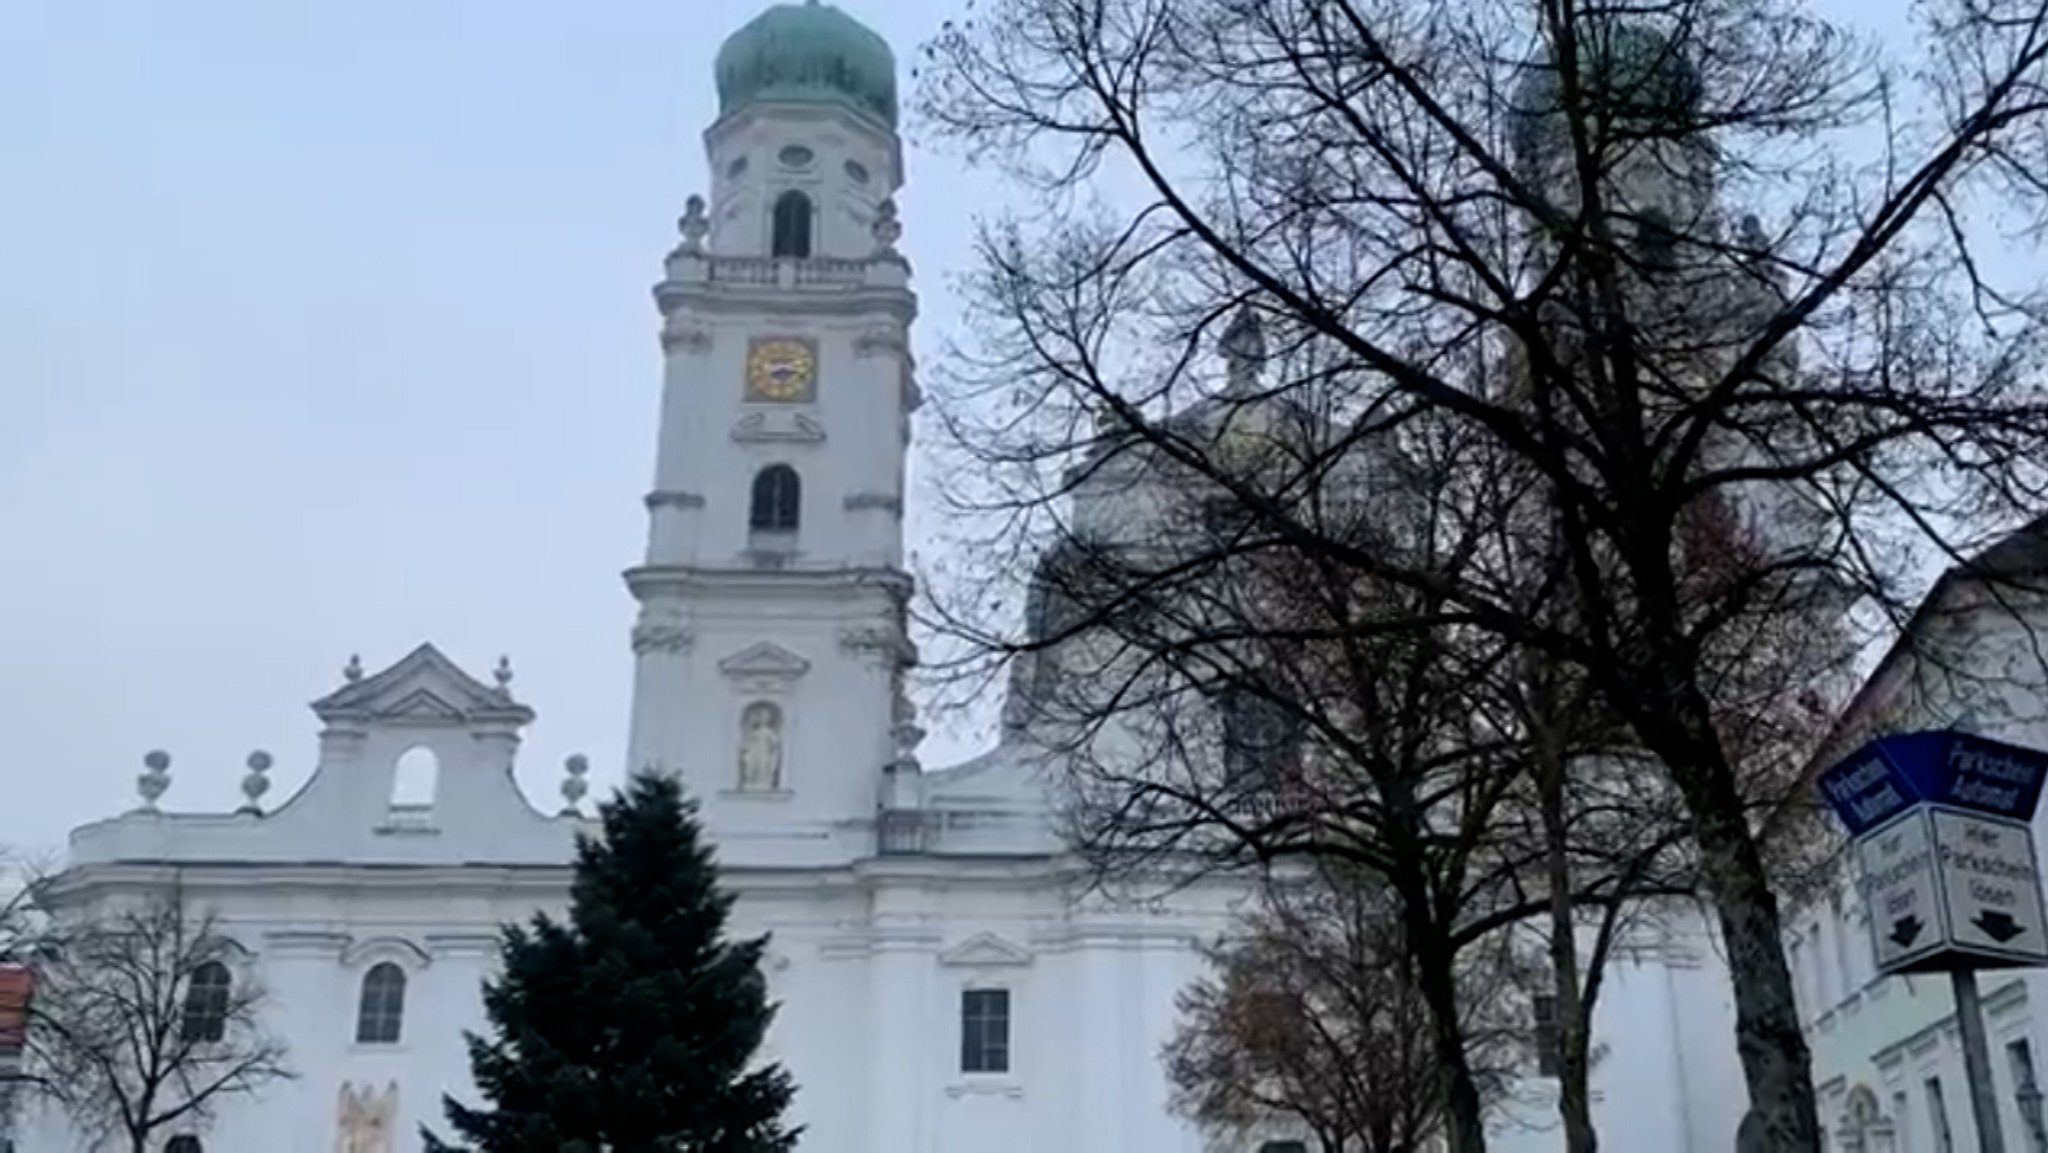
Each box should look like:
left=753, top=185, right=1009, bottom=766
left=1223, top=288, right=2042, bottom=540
left=842, top=492, right=902, bottom=515
left=261, top=929, right=351, bottom=958
left=732, top=410, right=827, bottom=443
left=339, top=935, right=433, bottom=969
left=854, top=325, right=906, bottom=357
left=659, top=321, right=713, bottom=354
left=632, top=623, right=696, bottom=655
left=644, top=490, right=707, bottom=511
left=937, top=932, right=1033, bottom=968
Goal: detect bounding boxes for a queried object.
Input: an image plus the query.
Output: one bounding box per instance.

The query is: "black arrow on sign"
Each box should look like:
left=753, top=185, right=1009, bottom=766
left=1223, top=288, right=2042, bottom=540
left=1890, top=916, right=1925, bottom=948
left=1974, top=910, right=2026, bottom=944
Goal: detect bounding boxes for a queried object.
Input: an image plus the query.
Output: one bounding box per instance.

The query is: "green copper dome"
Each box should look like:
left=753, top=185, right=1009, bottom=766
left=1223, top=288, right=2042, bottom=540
left=715, top=1, right=899, bottom=129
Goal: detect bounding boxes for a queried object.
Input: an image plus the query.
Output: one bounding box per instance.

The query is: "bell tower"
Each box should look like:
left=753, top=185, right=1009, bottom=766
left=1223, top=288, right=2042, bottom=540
left=624, top=1, right=920, bottom=867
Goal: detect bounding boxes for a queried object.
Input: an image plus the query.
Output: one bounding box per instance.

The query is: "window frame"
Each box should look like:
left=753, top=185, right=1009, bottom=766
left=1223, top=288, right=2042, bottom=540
left=1926, top=1075, right=1955, bottom=1153
left=749, top=465, right=802, bottom=535
left=959, top=987, right=1011, bottom=1075
left=354, top=961, right=408, bottom=1046
left=181, top=961, right=232, bottom=1044
left=1532, top=992, right=1561, bottom=1077
left=770, top=190, right=813, bottom=259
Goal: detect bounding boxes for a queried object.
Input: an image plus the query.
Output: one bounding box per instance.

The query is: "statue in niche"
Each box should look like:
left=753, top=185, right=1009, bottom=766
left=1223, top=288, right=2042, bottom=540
left=336, top=1080, right=398, bottom=1153
left=738, top=702, right=784, bottom=791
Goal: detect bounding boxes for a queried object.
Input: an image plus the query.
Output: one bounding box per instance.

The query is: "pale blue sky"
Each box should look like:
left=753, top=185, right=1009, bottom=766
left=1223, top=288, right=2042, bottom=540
left=0, top=0, right=990, bottom=857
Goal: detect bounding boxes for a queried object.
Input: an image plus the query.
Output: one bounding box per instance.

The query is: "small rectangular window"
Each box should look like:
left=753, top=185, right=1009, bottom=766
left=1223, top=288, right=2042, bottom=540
left=2009, top=1040, right=2040, bottom=1142
left=1927, top=1076, right=1954, bottom=1153
left=1532, top=993, right=1561, bottom=1077
left=960, top=988, right=1010, bottom=1074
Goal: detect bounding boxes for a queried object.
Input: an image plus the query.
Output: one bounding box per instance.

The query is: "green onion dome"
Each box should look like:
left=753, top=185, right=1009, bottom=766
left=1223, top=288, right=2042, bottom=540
left=1512, top=22, right=1702, bottom=165
left=715, top=1, right=899, bottom=129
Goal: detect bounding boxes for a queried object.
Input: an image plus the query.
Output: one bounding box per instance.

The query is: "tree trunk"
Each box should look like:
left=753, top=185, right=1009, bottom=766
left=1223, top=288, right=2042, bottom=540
left=1406, top=922, right=1490, bottom=1153
left=1643, top=707, right=1820, bottom=1153
left=1537, top=733, right=1599, bottom=1153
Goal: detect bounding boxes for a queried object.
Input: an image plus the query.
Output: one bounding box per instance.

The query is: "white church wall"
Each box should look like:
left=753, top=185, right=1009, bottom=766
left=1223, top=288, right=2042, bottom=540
left=1487, top=915, right=1748, bottom=1153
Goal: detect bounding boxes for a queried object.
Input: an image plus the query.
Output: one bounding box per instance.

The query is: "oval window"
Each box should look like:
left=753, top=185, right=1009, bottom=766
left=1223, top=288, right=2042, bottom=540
left=845, top=159, right=870, bottom=185
left=727, top=155, right=749, bottom=179
left=778, top=144, right=815, bottom=169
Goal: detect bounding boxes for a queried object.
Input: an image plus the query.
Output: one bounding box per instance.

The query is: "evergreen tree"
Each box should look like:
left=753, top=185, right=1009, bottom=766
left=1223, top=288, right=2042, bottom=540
left=426, top=772, right=798, bottom=1153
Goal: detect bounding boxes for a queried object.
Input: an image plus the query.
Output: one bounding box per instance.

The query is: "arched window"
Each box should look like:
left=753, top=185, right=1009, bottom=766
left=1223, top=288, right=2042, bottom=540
left=181, top=962, right=231, bottom=1043
left=749, top=465, right=802, bottom=534
left=166, top=1138, right=202, bottom=1153
left=389, top=745, right=439, bottom=824
left=355, top=962, right=407, bottom=1045
left=1218, top=687, right=1301, bottom=784
left=771, top=191, right=813, bottom=259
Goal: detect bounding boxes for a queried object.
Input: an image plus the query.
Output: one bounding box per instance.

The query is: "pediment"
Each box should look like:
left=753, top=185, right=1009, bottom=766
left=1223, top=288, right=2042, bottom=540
left=938, top=932, right=1033, bottom=968
left=717, top=642, right=811, bottom=681
left=385, top=689, right=463, bottom=720
left=311, top=643, right=534, bottom=726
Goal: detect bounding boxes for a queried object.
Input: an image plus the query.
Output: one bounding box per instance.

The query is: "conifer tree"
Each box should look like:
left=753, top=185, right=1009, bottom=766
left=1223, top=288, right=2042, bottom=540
left=426, top=772, right=798, bottom=1153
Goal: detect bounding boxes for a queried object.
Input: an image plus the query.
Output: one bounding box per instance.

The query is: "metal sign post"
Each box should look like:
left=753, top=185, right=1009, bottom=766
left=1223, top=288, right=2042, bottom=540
left=1819, top=730, right=2048, bottom=1153
left=1955, top=968, right=2008, bottom=1153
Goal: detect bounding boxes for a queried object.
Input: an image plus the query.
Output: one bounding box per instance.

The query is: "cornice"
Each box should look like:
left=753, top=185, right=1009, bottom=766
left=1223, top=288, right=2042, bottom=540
left=652, top=279, right=917, bottom=325
left=842, top=492, right=902, bottom=515
left=645, top=490, right=707, bottom=511
left=43, top=860, right=584, bottom=903
left=625, top=563, right=914, bottom=601
left=262, top=929, right=351, bottom=958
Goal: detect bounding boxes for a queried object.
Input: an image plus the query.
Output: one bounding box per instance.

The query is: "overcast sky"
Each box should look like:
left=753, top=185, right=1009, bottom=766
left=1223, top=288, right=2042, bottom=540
left=0, top=0, right=1003, bottom=859
left=0, top=0, right=2010, bottom=863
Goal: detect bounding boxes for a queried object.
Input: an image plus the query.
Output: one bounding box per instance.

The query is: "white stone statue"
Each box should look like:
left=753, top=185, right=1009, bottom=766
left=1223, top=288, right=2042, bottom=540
left=336, top=1080, right=398, bottom=1153
left=738, top=702, right=783, bottom=791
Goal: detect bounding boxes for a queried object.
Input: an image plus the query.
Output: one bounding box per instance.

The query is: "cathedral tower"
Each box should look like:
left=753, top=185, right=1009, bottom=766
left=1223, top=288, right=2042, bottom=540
left=625, top=0, right=918, bottom=866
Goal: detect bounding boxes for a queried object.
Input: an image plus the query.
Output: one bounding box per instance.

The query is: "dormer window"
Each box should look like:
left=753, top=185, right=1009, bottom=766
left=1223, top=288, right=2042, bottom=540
left=772, top=191, right=813, bottom=259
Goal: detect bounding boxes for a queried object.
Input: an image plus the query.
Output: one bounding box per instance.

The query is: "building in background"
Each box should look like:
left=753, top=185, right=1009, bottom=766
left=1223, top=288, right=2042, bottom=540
left=0, top=966, right=28, bottom=1153
left=1786, top=519, right=2048, bottom=1153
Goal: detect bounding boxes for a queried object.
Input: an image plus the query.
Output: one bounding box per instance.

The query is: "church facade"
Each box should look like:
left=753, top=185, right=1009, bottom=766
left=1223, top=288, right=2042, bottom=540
left=25, top=5, right=1757, bottom=1153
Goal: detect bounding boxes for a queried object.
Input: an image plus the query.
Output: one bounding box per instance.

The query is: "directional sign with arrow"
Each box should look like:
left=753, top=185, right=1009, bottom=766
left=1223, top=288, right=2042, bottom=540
left=1932, top=808, right=2048, bottom=964
left=1855, top=809, right=1948, bottom=972
left=1973, top=910, right=2026, bottom=944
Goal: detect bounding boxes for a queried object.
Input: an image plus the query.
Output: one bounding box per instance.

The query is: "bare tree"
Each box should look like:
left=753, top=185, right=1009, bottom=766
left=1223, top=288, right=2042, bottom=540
left=1165, top=860, right=1525, bottom=1153
left=943, top=381, right=1699, bottom=1147
left=914, top=0, right=2048, bottom=1148
left=24, top=888, right=291, bottom=1153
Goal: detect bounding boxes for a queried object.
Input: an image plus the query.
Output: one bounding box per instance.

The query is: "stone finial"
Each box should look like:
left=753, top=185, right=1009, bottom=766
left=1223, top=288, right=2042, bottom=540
left=343, top=653, right=364, bottom=682
left=137, top=750, right=171, bottom=811
left=872, top=198, right=903, bottom=257
left=494, top=655, right=514, bottom=692
left=239, top=750, right=273, bottom=815
left=678, top=195, right=710, bottom=256
left=1220, top=304, right=1266, bottom=393
left=560, top=753, right=590, bottom=815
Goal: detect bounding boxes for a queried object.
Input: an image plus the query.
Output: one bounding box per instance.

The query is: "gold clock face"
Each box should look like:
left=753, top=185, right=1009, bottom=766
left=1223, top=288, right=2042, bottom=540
left=745, top=337, right=817, bottom=402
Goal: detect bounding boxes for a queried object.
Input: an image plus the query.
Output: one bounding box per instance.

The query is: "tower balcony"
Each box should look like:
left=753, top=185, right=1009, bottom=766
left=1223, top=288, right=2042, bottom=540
left=654, top=251, right=915, bottom=321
